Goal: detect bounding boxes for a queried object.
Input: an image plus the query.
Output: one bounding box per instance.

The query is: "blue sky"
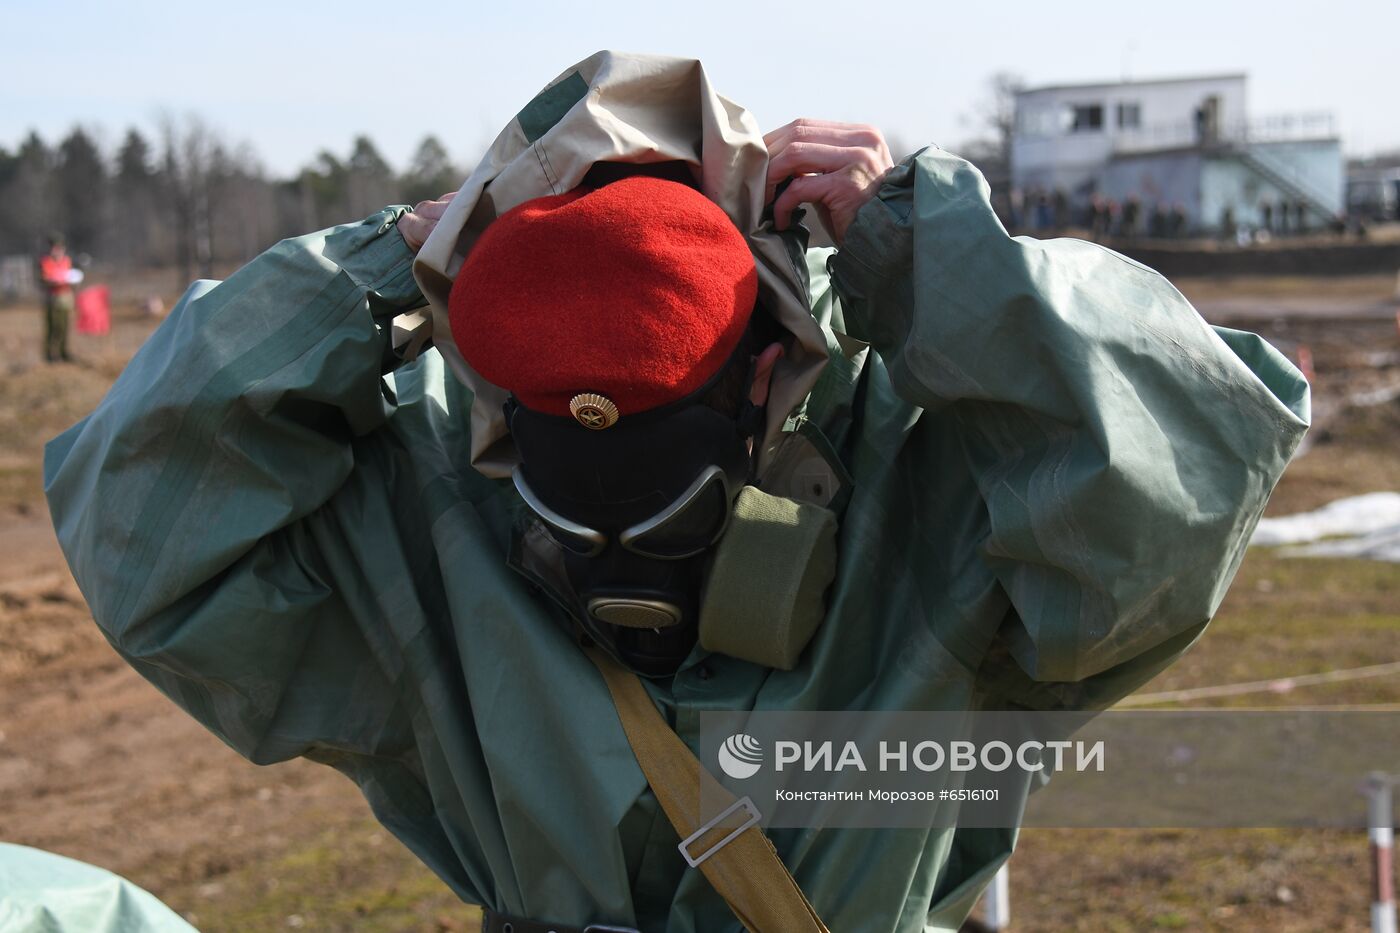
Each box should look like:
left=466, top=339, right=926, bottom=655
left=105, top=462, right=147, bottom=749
left=2, top=0, right=1396, bottom=176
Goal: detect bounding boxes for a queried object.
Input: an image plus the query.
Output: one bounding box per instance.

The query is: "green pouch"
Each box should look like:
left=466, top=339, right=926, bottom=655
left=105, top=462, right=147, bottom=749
left=698, top=486, right=839, bottom=670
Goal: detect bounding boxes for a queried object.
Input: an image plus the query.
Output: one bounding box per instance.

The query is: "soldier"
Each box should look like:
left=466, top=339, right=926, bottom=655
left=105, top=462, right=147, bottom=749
left=1122, top=194, right=1141, bottom=239
left=37, top=233, right=76, bottom=363
left=45, top=53, right=1309, bottom=932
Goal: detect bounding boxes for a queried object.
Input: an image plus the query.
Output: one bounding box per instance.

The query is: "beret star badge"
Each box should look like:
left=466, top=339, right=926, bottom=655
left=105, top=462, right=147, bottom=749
left=569, top=393, right=620, bottom=430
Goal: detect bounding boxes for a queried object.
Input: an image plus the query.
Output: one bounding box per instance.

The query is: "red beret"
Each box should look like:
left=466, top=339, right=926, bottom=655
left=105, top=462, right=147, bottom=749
left=449, top=176, right=758, bottom=418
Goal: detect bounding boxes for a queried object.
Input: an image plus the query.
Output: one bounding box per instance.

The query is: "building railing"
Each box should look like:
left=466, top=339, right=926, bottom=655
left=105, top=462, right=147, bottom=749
left=1113, top=112, right=1336, bottom=153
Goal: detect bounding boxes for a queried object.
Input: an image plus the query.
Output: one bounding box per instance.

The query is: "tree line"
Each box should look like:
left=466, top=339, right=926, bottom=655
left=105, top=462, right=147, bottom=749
left=0, top=78, right=1019, bottom=293
left=0, top=117, right=468, bottom=286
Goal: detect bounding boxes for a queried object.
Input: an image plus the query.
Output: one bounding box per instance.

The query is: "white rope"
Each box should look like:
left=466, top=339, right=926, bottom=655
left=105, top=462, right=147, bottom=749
left=1118, top=660, right=1400, bottom=707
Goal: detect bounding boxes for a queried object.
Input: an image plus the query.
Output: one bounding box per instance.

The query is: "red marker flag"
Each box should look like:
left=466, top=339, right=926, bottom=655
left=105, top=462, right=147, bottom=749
left=76, top=285, right=111, bottom=336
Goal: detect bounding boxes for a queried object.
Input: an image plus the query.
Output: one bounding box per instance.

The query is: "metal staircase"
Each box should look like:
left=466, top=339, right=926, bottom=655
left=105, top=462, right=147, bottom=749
left=1226, top=143, right=1338, bottom=224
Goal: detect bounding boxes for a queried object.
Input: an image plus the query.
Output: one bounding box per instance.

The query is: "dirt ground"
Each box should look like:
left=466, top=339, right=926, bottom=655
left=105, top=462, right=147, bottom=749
left=0, top=271, right=1397, bottom=931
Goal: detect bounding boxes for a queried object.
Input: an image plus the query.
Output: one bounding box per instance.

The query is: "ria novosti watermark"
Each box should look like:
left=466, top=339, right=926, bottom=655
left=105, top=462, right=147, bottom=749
left=698, top=710, right=1399, bottom=829
left=717, top=734, right=1103, bottom=787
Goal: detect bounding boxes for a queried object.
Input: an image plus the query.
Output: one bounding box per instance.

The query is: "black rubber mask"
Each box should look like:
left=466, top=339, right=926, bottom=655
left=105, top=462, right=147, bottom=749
left=507, top=394, right=755, bottom=675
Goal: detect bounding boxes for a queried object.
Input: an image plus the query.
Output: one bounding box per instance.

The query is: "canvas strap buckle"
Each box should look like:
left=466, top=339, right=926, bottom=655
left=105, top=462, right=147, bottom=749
left=677, top=796, right=761, bottom=868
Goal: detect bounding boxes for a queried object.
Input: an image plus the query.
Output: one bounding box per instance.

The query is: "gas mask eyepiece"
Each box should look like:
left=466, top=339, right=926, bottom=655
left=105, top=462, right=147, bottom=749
left=512, top=464, right=735, bottom=562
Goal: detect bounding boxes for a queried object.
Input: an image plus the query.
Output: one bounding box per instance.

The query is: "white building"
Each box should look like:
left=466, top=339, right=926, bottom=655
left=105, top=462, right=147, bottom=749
left=1347, top=160, right=1400, bottom=221
left=1011, top=74, right=1343, bottom=234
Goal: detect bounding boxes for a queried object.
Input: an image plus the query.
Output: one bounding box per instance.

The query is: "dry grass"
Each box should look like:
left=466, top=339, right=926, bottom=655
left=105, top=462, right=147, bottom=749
left=1175, top=272, right=1398, bottom=303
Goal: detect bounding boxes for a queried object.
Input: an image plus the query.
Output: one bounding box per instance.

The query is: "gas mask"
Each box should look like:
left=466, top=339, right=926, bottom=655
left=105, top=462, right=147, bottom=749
left=506, top=392, right=755, bottom=674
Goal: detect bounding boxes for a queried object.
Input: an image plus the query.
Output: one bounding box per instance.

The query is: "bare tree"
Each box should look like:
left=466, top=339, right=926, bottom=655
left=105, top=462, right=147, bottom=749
left=159, top=113, right=220, bottom=284
left=982, top=71, right=1024, bottom=165
left=209, top=141, right=279, bottom=265
left=958, top=71, right=1024, bottom=190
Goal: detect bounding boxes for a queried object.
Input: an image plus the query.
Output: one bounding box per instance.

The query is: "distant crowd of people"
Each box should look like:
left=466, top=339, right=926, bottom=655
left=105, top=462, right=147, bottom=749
left=1220, top=199, right=1368, bottom=244
left=1000, top=187, right=1368, bottom=244
left=1003, top=188, right=1190, bottom=241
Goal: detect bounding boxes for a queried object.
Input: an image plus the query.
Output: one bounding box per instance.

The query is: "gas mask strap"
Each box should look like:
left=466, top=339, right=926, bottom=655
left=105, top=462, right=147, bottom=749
left=734, top=358, right=764, bottom=438
left=734, top=359, right=767, bottom=485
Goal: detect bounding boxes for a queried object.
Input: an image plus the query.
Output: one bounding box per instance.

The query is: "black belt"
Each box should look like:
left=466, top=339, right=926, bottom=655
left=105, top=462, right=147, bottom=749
left=482, top=910, right=640, bottom=933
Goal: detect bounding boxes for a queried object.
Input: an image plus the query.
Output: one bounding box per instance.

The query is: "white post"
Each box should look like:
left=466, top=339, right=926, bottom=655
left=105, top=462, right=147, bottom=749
left=1368, top=773, right=1397, bottom=933
left=981, top=862, right=1011, bottom=931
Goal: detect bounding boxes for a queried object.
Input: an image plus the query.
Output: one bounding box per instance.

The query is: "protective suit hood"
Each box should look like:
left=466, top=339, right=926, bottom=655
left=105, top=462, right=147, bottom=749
left=413, top=50, right=829, bottom=479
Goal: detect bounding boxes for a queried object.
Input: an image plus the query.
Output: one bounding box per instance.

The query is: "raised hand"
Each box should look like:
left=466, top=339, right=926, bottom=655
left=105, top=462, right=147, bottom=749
left=762, top=119, right=894, bottom=246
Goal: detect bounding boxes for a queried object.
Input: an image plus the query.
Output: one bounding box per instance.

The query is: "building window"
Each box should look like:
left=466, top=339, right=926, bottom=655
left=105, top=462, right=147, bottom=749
left=1116, top=102, right=1141, bottom=129
left=1071, top=104, right=1104, bottom=132
left=1016, top=106, right=1070, bottom=138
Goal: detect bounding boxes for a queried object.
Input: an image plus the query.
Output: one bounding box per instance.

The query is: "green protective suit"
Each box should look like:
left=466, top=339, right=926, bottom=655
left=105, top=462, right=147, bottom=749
left=43, top=54, right=1308, bottom=933
left=0, top=844, right=197, bottom=933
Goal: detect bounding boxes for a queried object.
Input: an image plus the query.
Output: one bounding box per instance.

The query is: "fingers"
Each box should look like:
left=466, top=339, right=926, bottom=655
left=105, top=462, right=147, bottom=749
left=772, top=161, right=890, bottom=245
left=762, top=120, right=894, bottom=230
left=412, top=191, right=457, bottom=220
left=764, top=119, right=891, bottom=165
left=772, top=174, right=838, bottom=231
left=400, top=192, right=458, bottom=252
left=397, top=214, right=430, bottom=252
left=765, top=141, right=890, bottom=204
left=763, top=118, right=882, bottom=147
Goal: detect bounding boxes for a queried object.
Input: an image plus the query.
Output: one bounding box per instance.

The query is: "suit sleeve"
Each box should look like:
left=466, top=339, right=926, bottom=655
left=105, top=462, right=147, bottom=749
left=42, top=208, right=428, bottom=761
left=829, top=148, right=1310, bottom=705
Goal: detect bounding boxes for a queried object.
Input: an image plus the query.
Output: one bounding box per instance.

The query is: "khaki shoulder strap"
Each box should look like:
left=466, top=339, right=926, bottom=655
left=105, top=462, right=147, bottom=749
left=585, top=648, right=829, bottom=933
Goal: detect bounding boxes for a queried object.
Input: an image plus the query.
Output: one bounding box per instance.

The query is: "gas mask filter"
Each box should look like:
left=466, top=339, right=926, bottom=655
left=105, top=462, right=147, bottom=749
left=696, top=486, right=838, bottom=671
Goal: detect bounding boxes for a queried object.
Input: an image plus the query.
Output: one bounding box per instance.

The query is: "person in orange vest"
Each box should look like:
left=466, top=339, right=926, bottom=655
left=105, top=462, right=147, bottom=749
left=37, top=233, right=76, bottom=363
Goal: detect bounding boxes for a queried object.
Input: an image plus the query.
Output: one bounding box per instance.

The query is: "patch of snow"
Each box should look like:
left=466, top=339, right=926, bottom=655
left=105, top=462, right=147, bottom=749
left=1279, top=524, right=1400, bottom=562
left=1251, top=491, right=1400, bottom=563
